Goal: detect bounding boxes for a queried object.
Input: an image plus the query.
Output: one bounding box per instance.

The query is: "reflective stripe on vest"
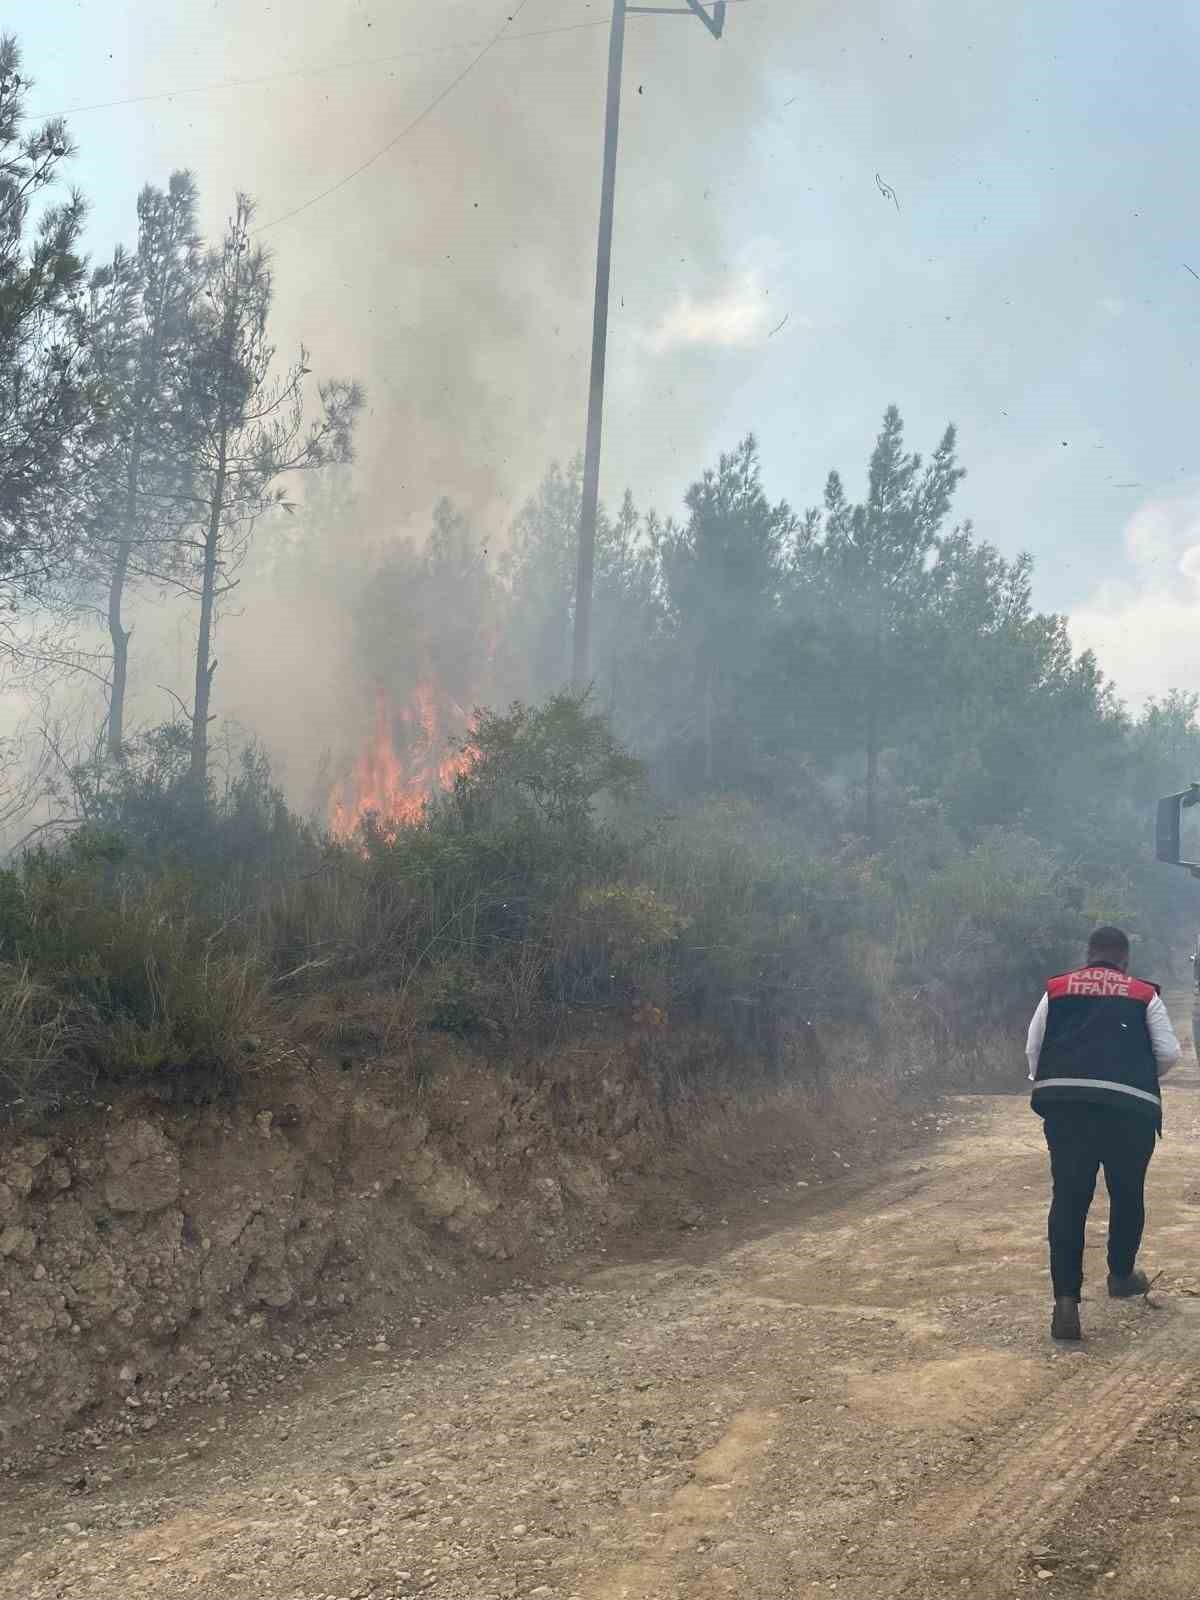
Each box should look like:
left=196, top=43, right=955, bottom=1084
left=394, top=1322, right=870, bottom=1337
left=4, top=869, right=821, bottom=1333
left=1033, top=1076, right=1161, bottom=1107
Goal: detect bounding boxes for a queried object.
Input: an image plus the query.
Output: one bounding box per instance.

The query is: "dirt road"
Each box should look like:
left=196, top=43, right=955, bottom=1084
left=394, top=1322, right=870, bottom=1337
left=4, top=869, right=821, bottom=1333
left=4, top=1003, right=1200, bottom=1600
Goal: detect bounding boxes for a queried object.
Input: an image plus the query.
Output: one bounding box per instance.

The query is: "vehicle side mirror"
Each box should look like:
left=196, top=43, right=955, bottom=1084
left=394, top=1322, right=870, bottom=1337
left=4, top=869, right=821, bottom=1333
left=1157, top=786, right=1200, bottom=875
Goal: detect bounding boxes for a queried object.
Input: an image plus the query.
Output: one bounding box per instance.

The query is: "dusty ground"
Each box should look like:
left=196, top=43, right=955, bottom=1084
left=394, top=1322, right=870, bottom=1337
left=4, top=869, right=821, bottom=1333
left=3, top=1000, right=1200, bottom=1600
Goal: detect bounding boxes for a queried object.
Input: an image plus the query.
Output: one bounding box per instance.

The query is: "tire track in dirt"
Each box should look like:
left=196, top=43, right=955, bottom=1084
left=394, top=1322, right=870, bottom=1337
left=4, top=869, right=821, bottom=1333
left=579, top=1117, right=1052, bottom=1600
left=847, top=993, right=1200, bottom=1597
left=581, top=1029, right=1200, bottom=1600
left=708, top=1144, right=1012, bottom=1289
left=578, top=1137, right=1001, bottom=1318
left=855, top=1306, right=1200, bottom=1597
left=589, top=1408, right=780, bottom=1600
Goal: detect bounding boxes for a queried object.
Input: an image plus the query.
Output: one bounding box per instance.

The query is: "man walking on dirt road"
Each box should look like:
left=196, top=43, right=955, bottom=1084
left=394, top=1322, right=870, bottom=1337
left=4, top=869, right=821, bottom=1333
left=1027, top=925, right=1182, bottom=1341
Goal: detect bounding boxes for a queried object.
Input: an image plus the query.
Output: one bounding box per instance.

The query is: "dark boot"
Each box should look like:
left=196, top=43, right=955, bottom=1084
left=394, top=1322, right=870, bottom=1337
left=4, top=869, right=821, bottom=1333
left=1107, top=1268, right=1151, bottom=1299
left=1051, top=1296, right=1082, bottom=1341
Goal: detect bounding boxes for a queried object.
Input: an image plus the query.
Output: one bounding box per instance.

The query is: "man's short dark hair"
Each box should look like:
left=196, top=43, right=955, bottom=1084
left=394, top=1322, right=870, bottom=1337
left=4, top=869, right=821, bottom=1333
left=1087, top=925, right=1130, bottom=965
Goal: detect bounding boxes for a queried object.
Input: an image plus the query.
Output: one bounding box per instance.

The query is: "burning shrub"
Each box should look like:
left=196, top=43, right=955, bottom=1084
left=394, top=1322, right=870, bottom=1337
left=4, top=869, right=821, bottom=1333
left=331, top=684, right=475, bottom=840
left=260, top=698, right=652, bottom=1031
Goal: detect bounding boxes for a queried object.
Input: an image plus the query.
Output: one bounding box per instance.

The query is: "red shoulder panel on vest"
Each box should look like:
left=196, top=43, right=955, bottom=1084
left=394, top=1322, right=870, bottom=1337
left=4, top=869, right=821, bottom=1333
left=1046, top=966, right=1153, bottom=1003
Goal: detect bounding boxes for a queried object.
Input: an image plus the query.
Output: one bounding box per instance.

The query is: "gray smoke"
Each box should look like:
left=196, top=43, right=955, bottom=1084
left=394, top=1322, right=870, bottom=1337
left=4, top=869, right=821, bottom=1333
left=127, top=1, right=899, bottom=520
left=96, top=0, right=1012, bottom=803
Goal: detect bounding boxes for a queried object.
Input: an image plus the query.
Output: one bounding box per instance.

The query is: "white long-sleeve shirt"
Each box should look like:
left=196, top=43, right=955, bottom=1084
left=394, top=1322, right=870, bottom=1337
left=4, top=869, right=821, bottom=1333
left=1025, top=990, right=1182, bottom=1082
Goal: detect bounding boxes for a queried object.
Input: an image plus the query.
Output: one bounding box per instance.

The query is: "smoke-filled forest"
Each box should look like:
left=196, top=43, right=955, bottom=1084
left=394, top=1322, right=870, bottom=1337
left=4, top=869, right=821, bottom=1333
left=1, top=27, right=1198, bottom=1122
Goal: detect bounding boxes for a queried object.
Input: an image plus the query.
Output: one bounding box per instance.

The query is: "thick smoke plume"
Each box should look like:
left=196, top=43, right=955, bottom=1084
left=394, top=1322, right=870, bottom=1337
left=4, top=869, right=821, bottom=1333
left=101, top=0, right=1010, bottom=805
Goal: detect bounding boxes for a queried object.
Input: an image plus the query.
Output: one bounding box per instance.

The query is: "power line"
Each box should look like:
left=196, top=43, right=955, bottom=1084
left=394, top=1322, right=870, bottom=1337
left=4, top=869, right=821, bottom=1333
left=29, top=0, right=752, bottom=239
left=33, top=3, right=753, bottom=123
left=34, top=19, right=609, bottom=122
left=262, top=0, right=751, bottom=238
left=254, top=0, right=540, bottom=235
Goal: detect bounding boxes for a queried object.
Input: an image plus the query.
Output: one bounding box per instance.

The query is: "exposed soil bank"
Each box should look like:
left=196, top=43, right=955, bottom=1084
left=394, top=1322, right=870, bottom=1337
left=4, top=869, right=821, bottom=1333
left=0, top=1024, right=915, bottom=1471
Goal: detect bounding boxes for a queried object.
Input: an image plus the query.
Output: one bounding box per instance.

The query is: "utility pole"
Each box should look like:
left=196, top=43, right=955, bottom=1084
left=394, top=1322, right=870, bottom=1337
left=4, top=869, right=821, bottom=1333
left=571, top=0, right=728, bottom=692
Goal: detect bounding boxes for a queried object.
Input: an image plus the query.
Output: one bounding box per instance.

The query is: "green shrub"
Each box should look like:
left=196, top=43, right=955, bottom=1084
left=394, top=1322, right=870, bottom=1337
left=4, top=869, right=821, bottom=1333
left=543, top=882, right=688, bottom=1010
left=0, top=689, right=1156, bottom=1121
left=0, top=837, right=268, bottom=1114
left=422, top=962, right=493, bottom=1038
left=620, top=800, right=886, bottom=1066
left=881, top=808, right=1126, bottom=1033
left=573, top=883, right=689, bottom=965
left=452, top=691, right=644, bottom=832
left=63, top=721, right=319, bottom=897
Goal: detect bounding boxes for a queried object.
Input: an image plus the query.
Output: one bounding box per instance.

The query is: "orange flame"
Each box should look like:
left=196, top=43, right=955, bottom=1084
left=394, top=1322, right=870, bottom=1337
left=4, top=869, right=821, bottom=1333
left=331, top=682, right=472, bottom=839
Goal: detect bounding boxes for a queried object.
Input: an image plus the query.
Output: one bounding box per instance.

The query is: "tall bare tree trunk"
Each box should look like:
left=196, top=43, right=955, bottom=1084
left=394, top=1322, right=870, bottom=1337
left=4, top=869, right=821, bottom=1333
left=865, top=597, right=883, bottom=844
left=703, top=662, right=715, bottom=784
left=190, top=433, right=226, bottom=793
left=106, top=431, right=143, bottom=761
left=106, top=542, right=132, bottom=759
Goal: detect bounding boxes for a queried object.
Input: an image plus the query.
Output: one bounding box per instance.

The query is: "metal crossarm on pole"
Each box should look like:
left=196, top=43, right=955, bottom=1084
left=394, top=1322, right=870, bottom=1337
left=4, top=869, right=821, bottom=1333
left=628, top=1, right=727, bottom=30
left=683, top=0, right=727, bottom=37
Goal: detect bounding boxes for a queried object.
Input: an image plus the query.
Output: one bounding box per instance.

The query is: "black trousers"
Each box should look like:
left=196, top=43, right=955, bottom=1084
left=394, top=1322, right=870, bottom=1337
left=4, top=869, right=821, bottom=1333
left=1042, top=1104, right=1156, bottom=1299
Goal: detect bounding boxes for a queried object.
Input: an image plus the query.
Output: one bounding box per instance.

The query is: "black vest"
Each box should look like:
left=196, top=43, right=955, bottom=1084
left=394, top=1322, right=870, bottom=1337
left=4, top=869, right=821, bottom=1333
left=1031, top=962, right=1162, bottom=1131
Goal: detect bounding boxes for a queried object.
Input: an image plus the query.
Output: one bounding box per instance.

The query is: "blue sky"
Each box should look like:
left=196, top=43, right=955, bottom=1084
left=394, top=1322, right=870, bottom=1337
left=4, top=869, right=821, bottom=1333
left=14, top=0, right=1200, bottom=706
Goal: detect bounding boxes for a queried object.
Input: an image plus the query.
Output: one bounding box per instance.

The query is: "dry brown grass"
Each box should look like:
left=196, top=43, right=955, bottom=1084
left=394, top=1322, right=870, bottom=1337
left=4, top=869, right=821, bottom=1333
left=0, top=962, right=74, bottom=1115
left=287, top=983, right=417, bottom=1059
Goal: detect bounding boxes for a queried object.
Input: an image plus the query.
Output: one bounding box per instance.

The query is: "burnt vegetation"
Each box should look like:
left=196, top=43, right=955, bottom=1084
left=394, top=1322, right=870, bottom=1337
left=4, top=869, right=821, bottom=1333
left=1, top=34, right=1198, bottom=1123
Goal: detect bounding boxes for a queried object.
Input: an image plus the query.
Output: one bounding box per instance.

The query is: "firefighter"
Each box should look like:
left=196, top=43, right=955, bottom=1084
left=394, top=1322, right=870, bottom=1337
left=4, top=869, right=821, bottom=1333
left=1026, top=926, right=1182, bottom=1341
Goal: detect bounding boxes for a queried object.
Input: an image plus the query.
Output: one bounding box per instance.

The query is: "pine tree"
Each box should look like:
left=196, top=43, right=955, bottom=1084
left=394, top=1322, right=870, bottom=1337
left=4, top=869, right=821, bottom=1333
left=183, top=195, right=362, bottom=791
left=0, top=35, right=92, bottom=641
left=658, top=436, right=795, bottom=783
left=502, top=458, right=585, bottom=696
left=84, top=172, right=203, bottom=755
left=803, top=407, right=963, bottom=839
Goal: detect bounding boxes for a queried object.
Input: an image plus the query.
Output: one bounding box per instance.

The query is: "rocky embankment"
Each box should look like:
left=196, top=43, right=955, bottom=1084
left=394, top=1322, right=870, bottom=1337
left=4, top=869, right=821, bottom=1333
left=0, top=1031, right=865, bottom=1470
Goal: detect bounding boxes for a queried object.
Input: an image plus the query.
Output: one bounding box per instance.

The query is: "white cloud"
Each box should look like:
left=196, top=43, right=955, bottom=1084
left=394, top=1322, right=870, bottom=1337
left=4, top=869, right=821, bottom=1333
left=1069, top=488, right=1200, bottom=705
left=644, top=240, right=802, bottom=355
left=1122, top=494, right=1200, bottom=569
left=1071, top=592, right=1200, bottom=704
left=650, top=276, right=775, bottom=352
